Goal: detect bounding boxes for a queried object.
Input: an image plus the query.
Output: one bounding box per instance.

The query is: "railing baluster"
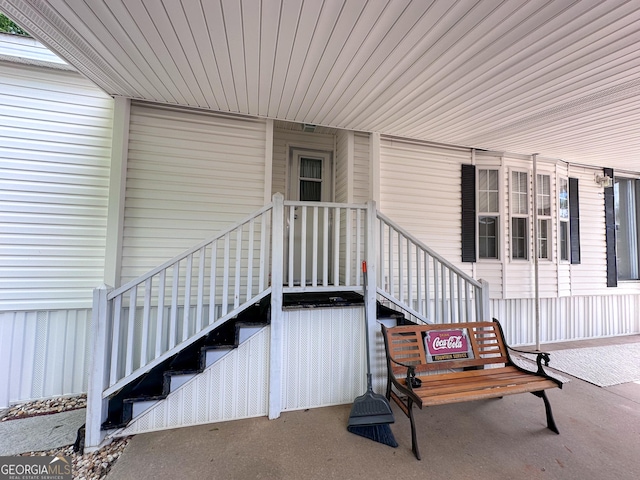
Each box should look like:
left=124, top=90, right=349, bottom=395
left=196, top=247, right=206, bottom=331
left=457, top=274, right=463, bottom=322
left=155, top=269, right=166, bottom=357
left=110, top=295, right=122, bottom=385
left=259, top=213, right=267, bottom=292
left=222, top=233, right=230, bottom=316
left=416, top=244, right=422, bottom=317
left=407, top=239, right=413, bottom=311
left=126, top=286, right=137, bottom=376
left=209, top=240, right=217, bottom=325
left=323, top=207, right=329, bottom=286
left=333, top=207, right=340, bottom=286
left=433, top=258, right=440, bottom=322
left=288, top=206, right=295, bottom=287
left=140, top=277, right=152, bottom=366
left=388, top=225, right=394, bottom=297
left=312, top=207, right=318, bottom=287
left=346, top=208, right=352, bottom=286
left=398, top=233, right=404, bottom=304
left=183, top=254, right=193, bottom=341
left=441, top=262, right=447, bottom=323
left=234, top=227, right=242, bottom=309
left=449, top=269, right=455, bottom=323
left=355, top=208, right=362, bottom=286
left=300, top=206, right=307, bottom=287
left=465, top=281, right=472, bottom=322
left=170, top=262, right=179, bottom=348
left=247, top=218, right=255, bottom=301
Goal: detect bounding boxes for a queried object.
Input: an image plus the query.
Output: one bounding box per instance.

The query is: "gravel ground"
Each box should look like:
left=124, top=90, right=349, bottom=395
left=2, top=395, right=131, bottom=480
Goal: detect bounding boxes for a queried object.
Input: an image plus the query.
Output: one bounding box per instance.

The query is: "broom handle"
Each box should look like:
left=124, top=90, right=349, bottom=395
left=362, top=261, right=372, bottom=382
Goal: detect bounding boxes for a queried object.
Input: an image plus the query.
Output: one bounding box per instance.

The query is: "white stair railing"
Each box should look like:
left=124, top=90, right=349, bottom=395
left=283, top=201, right=367, bottom=291
left=86, top=195, right=489, bottom=449
left=103, top=203, right=273, bottom=398
left=376, top=210, right=488, bottom=324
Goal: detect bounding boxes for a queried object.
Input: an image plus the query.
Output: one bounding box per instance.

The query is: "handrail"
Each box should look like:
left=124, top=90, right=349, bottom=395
left=376, top=210, right=480, bottom=287
left=376, top=210, right=484, bottom=324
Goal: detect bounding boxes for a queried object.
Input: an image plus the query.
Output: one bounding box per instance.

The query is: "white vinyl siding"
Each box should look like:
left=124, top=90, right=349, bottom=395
left=568, top=166, right=608, bottom=295
left=271, top=127, right=335, bottom=198
left=379, top=138, right=471, bottom=273
left=335, top=130, right=349, bottom=203
left=353, top=132, right=370, bottom=203
left=121, top=105, right=266, bottom=283
left=0, top=62, right=113, bottom=311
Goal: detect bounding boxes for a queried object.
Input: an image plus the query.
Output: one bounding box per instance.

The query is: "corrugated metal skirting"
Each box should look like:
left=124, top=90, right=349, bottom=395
left=0, top=309, right=91, bottom=408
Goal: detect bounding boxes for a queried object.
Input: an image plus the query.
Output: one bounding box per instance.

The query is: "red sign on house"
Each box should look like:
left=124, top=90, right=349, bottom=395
left=425, top=329, right=473, bottom=362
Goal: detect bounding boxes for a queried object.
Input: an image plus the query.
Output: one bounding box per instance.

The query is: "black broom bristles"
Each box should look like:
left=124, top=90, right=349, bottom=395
left=347, top=423, right=398, bottom=448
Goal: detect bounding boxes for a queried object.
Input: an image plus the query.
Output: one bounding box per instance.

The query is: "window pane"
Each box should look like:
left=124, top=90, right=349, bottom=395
left=559, top=178, right=569, bottom=219
left=511, top=217, right=527, bottom=259
left=615, top=178, right=639, bottom=280
left=538, top=219, right=549, bottom=259
left=537, top=174, right=551, bottom=216
left=560, top=221, right=569, bottom=261
left=479, top=169, right=499, bottom=213
left=478, top=216, right=498, bottom=259
left=511, top=171, right=528, bottom=215
left=300, top=180, right=322, bottom=201
left=300, top=158, right=322, bottom=179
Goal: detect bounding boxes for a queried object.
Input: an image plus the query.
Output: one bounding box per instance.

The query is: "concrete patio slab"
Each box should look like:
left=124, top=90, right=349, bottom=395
left=106, top=370, right=640, bottom=480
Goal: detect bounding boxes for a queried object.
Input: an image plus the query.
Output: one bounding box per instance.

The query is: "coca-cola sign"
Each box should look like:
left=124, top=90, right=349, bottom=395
left=425, top=329, right=473, bottom=362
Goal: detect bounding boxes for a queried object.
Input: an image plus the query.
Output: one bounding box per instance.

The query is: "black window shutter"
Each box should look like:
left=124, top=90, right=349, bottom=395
left=569, top=177, right=581, bottom=265
left=603, top=167, right=617, bottom=287
left=461, top=164, right=476, bottom=262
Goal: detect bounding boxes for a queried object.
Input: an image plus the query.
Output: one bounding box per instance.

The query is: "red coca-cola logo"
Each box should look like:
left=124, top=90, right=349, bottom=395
left=431, top=335, right=463, bottom=351
left=426, top=329, right=469, bottom=356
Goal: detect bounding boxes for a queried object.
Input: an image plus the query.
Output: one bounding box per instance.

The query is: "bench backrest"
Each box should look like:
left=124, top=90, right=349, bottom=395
left=382, top=321, right=510, bottom=375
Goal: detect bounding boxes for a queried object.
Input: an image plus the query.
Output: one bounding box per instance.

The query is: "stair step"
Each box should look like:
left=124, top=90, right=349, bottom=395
left=130, top=399, right=160, bottom=418
left=167, top=372, right=196, bottom=392
left=204, top=346, right=235, bottom=367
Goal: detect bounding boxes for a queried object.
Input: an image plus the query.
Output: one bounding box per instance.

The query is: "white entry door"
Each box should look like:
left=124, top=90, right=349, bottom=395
left=288, top=149, right=333, bottom=285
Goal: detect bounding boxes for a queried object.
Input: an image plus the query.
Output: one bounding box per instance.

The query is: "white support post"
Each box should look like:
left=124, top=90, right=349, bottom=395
left=104, top=97, right=130, bottom=288
left=479, top=278, right=491, bottom=321
left=85, top=284, right=112, bottom=452
left=269, top=193, right=285, bottom=419
left=365, top=200, right=379, bottom=383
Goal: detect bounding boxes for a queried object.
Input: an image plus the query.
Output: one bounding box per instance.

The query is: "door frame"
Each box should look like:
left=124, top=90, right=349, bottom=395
left=287, top=147, right=334, bottom=202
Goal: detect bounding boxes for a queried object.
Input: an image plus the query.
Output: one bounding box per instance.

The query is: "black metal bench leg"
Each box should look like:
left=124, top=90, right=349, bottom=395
left=407, top=399, right=421, bottom=460
left=532, top=390, right=559, bottom=434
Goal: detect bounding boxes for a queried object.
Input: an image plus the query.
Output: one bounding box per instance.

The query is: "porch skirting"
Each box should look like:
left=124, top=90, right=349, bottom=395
left=0, top=309, right=92, bottom=408
left=493, top=294, right=640, bottom=346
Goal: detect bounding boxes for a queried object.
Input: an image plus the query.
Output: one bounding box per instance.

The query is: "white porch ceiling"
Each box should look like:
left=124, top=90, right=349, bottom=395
left=2, top=0, right=640, bottom=171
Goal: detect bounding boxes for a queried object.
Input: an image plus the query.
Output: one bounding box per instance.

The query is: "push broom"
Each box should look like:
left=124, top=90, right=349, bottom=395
left=347, top=261, right=398, bottom=448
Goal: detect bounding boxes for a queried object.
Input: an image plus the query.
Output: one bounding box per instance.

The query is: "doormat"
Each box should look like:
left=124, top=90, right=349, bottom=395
left=525, top=343, right=640, bottom=387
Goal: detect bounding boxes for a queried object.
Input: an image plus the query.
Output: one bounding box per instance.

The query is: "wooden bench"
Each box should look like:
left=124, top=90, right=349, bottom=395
left=381, top=319, right=563, bottom=459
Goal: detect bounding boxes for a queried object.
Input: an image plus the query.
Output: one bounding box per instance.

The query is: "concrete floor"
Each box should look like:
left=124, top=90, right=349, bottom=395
left=106, top=336, right=640, bottom=480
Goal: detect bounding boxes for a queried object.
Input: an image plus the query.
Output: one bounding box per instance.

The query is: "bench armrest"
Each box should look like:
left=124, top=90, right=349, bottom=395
left=507, top=347, right=562, bottom=387
left=388, top=357, right=421, bottom=391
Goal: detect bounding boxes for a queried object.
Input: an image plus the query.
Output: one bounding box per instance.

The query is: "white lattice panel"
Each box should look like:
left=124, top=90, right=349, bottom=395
left=118, top=327, right=269, bottom=436
left=281, top=306, right=383, bottom=412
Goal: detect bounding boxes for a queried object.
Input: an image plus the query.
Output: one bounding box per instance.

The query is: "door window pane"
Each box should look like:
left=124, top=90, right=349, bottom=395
left=299, top=157, right=323, bottom=201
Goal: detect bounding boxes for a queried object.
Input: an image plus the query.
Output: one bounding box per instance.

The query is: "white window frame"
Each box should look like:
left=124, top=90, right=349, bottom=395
left=536, top=173, right=552, bottom=261
left=614, top=176, right=640, bottom=280
left=510, top=169, right=529, bottom=261
left=477, top=168, right=500, bottom=260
